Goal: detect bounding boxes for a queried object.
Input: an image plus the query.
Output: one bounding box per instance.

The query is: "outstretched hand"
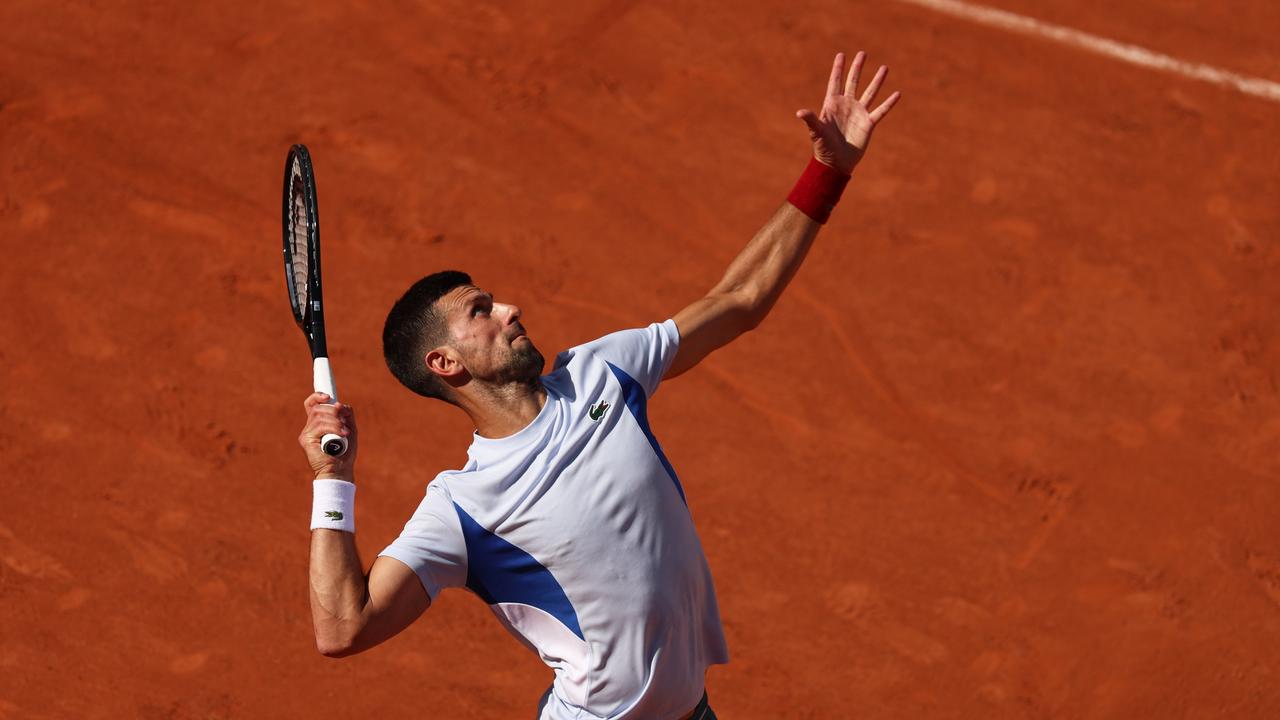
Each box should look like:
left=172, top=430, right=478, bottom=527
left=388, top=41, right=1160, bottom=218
left=796, top=51, right=900, bottom=176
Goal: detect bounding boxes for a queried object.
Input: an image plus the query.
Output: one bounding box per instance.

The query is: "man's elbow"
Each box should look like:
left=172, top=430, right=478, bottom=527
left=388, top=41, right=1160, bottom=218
left=742, top=306, right=767, bottom=332
left=316, top=638, right=352, bottom=658
left=315, top=630, right=362, bottom=658
left=718, top=290, right=767, bottom=332
left=731, top=298, right=767, bottom=333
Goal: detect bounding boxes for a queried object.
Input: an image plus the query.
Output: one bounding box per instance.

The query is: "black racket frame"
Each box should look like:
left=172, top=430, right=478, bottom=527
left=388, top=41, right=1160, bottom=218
left=282, top=144, right=330, bottom=361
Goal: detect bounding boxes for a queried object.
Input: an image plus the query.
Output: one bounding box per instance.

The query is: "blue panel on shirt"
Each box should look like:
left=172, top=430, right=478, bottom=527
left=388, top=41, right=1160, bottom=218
left=452, top=502, right=585, bottom=640
left=605, top=361, right=687, bottom=506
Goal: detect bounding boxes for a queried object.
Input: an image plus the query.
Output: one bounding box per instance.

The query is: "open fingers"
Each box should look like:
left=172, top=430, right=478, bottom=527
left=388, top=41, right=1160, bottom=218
left=826, top=53, right=845, bottom=98
left=869, top=91, right=901, bottom=123
left=796, top=108, right=824, bottom=139
left=843, top=51, right=866, bottom=97
left=860, top=65, right=888, bottom=107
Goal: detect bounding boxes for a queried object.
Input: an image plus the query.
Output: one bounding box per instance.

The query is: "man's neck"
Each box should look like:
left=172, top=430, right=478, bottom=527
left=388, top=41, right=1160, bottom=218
left=463, top=379, right=548, bottom=439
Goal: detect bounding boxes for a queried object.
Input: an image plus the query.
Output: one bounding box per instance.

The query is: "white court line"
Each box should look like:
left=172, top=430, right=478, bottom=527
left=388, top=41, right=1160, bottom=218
left=891, top=0, right=1280, bottom=103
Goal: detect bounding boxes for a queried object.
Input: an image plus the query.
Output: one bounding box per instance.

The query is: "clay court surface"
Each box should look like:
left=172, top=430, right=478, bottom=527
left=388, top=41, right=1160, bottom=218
left=3, top=0, right=1279, bottom=717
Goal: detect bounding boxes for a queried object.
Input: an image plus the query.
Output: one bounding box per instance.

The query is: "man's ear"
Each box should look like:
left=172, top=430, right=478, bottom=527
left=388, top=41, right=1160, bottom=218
left=426, top=346, right=465, bottom=380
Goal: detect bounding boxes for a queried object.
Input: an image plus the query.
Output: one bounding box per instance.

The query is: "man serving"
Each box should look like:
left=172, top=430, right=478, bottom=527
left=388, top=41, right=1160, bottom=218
left=299, top=52, right=899, bottom=719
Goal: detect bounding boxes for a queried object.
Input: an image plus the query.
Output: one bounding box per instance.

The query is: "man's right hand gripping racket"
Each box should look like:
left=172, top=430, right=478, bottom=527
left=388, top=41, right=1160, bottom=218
left=282, top=144, right=347, bottom=457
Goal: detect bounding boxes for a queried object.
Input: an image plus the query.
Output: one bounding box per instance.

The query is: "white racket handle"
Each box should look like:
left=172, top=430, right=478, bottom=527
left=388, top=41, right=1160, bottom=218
left=313, top=357, right=348, bottom=457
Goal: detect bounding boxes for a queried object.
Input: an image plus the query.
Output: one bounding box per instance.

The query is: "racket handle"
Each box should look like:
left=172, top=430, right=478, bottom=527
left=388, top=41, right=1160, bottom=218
left=321, top=434, right=348, bottom=457
left=313, top=357, right=349, bottom=457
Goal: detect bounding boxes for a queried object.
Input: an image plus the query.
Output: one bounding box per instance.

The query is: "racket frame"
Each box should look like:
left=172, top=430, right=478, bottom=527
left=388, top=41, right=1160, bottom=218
left=283, top=144, right=347, bottom=457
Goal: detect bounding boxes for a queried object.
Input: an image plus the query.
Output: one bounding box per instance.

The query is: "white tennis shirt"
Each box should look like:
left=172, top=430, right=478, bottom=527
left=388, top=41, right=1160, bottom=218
left=379, top=320, right=729, bottom=719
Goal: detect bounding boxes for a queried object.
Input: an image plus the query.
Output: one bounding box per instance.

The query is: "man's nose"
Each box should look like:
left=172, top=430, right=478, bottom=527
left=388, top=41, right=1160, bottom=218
left=500, top=303, right=522, bottom=323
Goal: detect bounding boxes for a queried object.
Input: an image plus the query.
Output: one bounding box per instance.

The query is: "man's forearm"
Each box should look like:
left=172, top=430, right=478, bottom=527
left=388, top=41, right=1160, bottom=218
left=710, top=202, right=822, bottom=325
left=309, top=527, right=370, bottom=655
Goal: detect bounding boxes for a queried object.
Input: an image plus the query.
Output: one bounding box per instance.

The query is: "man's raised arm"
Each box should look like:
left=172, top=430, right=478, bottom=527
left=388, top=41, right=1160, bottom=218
left=666, top=51, right=900, bottom=379
left=300, top=393, right=430, bottom=657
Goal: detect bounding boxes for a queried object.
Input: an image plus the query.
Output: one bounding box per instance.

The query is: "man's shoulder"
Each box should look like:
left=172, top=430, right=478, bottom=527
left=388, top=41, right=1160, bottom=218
left=422, top=473, right=458, bottom=501
left=420, top=468, right=495, bottom=520
left=423, top=459, right=487, bottom=499
left=554, top=323, right=675, bottom=369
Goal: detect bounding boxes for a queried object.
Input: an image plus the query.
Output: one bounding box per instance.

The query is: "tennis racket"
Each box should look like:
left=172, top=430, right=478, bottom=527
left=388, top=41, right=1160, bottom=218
left=283, top=144, right=347, bottom=457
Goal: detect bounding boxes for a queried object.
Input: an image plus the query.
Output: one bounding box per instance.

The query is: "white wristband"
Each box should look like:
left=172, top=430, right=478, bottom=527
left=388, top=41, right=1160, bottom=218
left=311, top=479, right=356, bottom=533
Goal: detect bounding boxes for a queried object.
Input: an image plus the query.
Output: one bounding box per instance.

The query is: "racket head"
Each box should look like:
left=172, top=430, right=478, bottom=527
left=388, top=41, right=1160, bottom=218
left=282, top=144, right=328, bottom=358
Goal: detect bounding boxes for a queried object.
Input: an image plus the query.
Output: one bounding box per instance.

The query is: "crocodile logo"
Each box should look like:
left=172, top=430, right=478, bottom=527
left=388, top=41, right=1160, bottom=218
left=588, top=401, right=610, bottom=421
left=324, top=510, right=344, bottom=521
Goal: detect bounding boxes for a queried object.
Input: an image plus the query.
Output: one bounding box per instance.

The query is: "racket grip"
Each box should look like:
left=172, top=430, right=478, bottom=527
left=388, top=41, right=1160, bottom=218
left=313, top=357, right=349, bottom=457
left=321, top=434, right=348, bottom=457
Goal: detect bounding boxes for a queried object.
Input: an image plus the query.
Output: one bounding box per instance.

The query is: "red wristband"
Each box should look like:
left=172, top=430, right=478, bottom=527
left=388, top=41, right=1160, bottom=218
left=786, top=157, right=850, bottom=224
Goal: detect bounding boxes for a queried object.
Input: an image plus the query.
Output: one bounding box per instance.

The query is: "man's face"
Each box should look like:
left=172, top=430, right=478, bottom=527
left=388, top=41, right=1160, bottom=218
left=434, top=285, right=544, bottom=384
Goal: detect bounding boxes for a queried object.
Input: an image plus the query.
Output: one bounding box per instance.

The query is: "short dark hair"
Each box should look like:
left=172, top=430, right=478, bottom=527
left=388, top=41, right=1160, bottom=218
left=382, top=270, right=472, bottom=402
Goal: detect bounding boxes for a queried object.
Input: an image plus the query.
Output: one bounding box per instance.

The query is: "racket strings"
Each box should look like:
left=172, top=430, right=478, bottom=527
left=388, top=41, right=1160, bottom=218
left=288, top=165, right=314, bottom=315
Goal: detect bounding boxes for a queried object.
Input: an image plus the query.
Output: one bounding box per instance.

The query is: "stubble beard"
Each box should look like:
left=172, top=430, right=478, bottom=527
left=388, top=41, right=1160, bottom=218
left=497, top=340, right=545, bottom=385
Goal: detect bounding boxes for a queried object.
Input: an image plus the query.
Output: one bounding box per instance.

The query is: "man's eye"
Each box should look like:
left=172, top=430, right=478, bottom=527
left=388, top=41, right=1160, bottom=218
left=472, top=307, right=489, bottom=317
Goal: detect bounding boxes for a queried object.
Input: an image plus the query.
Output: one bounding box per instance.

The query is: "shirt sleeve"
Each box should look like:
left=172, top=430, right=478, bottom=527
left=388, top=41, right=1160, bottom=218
left=377, top=481, right=468, bottom=601
left=572, top=319, right=681, bottom=398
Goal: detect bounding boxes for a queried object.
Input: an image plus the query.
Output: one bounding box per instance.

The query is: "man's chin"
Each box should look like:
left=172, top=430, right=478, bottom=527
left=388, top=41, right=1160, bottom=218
left=504, top=344, right=545, bottom=384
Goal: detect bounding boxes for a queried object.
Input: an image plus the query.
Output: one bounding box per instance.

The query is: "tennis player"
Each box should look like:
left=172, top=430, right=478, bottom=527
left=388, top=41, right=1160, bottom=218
left=299, top=52, right=899, bottom=719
